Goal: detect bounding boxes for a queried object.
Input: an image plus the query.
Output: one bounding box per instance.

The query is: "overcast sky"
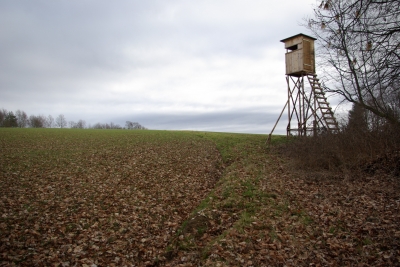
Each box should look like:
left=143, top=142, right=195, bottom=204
left=1, top=0, right=346, bottom=134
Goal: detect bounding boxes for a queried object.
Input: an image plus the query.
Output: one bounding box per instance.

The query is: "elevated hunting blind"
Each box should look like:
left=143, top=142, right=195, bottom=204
left=281, top=34, right=316, bottom=76
left=267, top=33, right=339, bottom=143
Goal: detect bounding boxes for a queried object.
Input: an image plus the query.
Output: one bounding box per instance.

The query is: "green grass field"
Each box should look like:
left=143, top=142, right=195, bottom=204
left=1, top=128, right=398, bottom=266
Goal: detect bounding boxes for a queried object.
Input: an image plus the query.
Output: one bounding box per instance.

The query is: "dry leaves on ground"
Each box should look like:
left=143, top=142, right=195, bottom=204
left=0, top=130, right=223, bottom=266
left=161, top=137, right=400, bottom=266
left=1, top=130, right=399, bottom=266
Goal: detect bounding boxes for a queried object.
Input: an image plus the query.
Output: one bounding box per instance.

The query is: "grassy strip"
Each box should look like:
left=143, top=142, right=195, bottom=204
left=162, top=133, right=292, bottom=264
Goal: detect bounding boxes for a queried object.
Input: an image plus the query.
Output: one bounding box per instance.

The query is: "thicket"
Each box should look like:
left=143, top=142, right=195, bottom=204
left=282, top=103, right=400, bottom=176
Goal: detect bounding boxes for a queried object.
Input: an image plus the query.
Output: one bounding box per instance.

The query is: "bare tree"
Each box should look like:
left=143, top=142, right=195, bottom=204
left=55, top=114, right=67, bottom=128
left=90, top=122, right=123, bottom=129
left=110, top=122, right=122, bottom=129
left=47, top=115, right=54, bottom=128
left=29, top=115, right=46, bottom=128
left=75, top=119, right=86, bottom=129
left=92, top=123, right=104, bottom=129
left=306, top=0, right=400, bottom=125
left=70, top=119, right=86, bottom=129
left=15, top=110, right=28, bottom=128
left=125, top=121, right=147, bottom=130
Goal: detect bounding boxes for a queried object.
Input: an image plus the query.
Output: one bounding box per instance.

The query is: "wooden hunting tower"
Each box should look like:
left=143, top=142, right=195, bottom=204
left=281, top=34, right=316, bottom=76
left=267, top=33, right=339, bottom=142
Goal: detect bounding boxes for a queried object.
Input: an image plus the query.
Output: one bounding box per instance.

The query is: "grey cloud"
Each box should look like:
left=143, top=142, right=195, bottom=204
left=0, top=0, right=317, bottom=134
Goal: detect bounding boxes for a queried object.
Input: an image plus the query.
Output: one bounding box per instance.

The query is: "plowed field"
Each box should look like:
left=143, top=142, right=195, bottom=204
left=1, top=129, right=399, bottom=266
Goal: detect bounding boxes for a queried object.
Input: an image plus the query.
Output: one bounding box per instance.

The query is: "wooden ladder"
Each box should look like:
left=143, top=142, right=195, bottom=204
left=307, top=74, right=340, bottom=132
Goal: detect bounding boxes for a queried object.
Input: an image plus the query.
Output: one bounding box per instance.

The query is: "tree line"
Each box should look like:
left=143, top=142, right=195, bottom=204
left=0, top=108, right=147, bottom=130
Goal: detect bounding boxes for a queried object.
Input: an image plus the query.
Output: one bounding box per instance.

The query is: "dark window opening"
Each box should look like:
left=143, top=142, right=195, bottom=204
left=287, top=44, right=298, bottom=51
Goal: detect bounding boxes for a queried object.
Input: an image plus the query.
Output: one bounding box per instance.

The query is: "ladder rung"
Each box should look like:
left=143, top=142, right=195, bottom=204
left=319, top=102, right=329, bottom=105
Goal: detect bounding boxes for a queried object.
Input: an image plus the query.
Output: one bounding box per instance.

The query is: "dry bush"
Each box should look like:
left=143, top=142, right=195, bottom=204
left=280, top=123, right=400, bottom=175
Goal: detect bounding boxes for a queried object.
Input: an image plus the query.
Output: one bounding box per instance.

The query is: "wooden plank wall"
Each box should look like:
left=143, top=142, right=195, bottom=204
left=284, top=37, right=315, bottom=75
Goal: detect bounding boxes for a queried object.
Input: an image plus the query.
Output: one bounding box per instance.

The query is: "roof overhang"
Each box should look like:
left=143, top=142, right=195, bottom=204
left=280, top=33, right=317, bottom=43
